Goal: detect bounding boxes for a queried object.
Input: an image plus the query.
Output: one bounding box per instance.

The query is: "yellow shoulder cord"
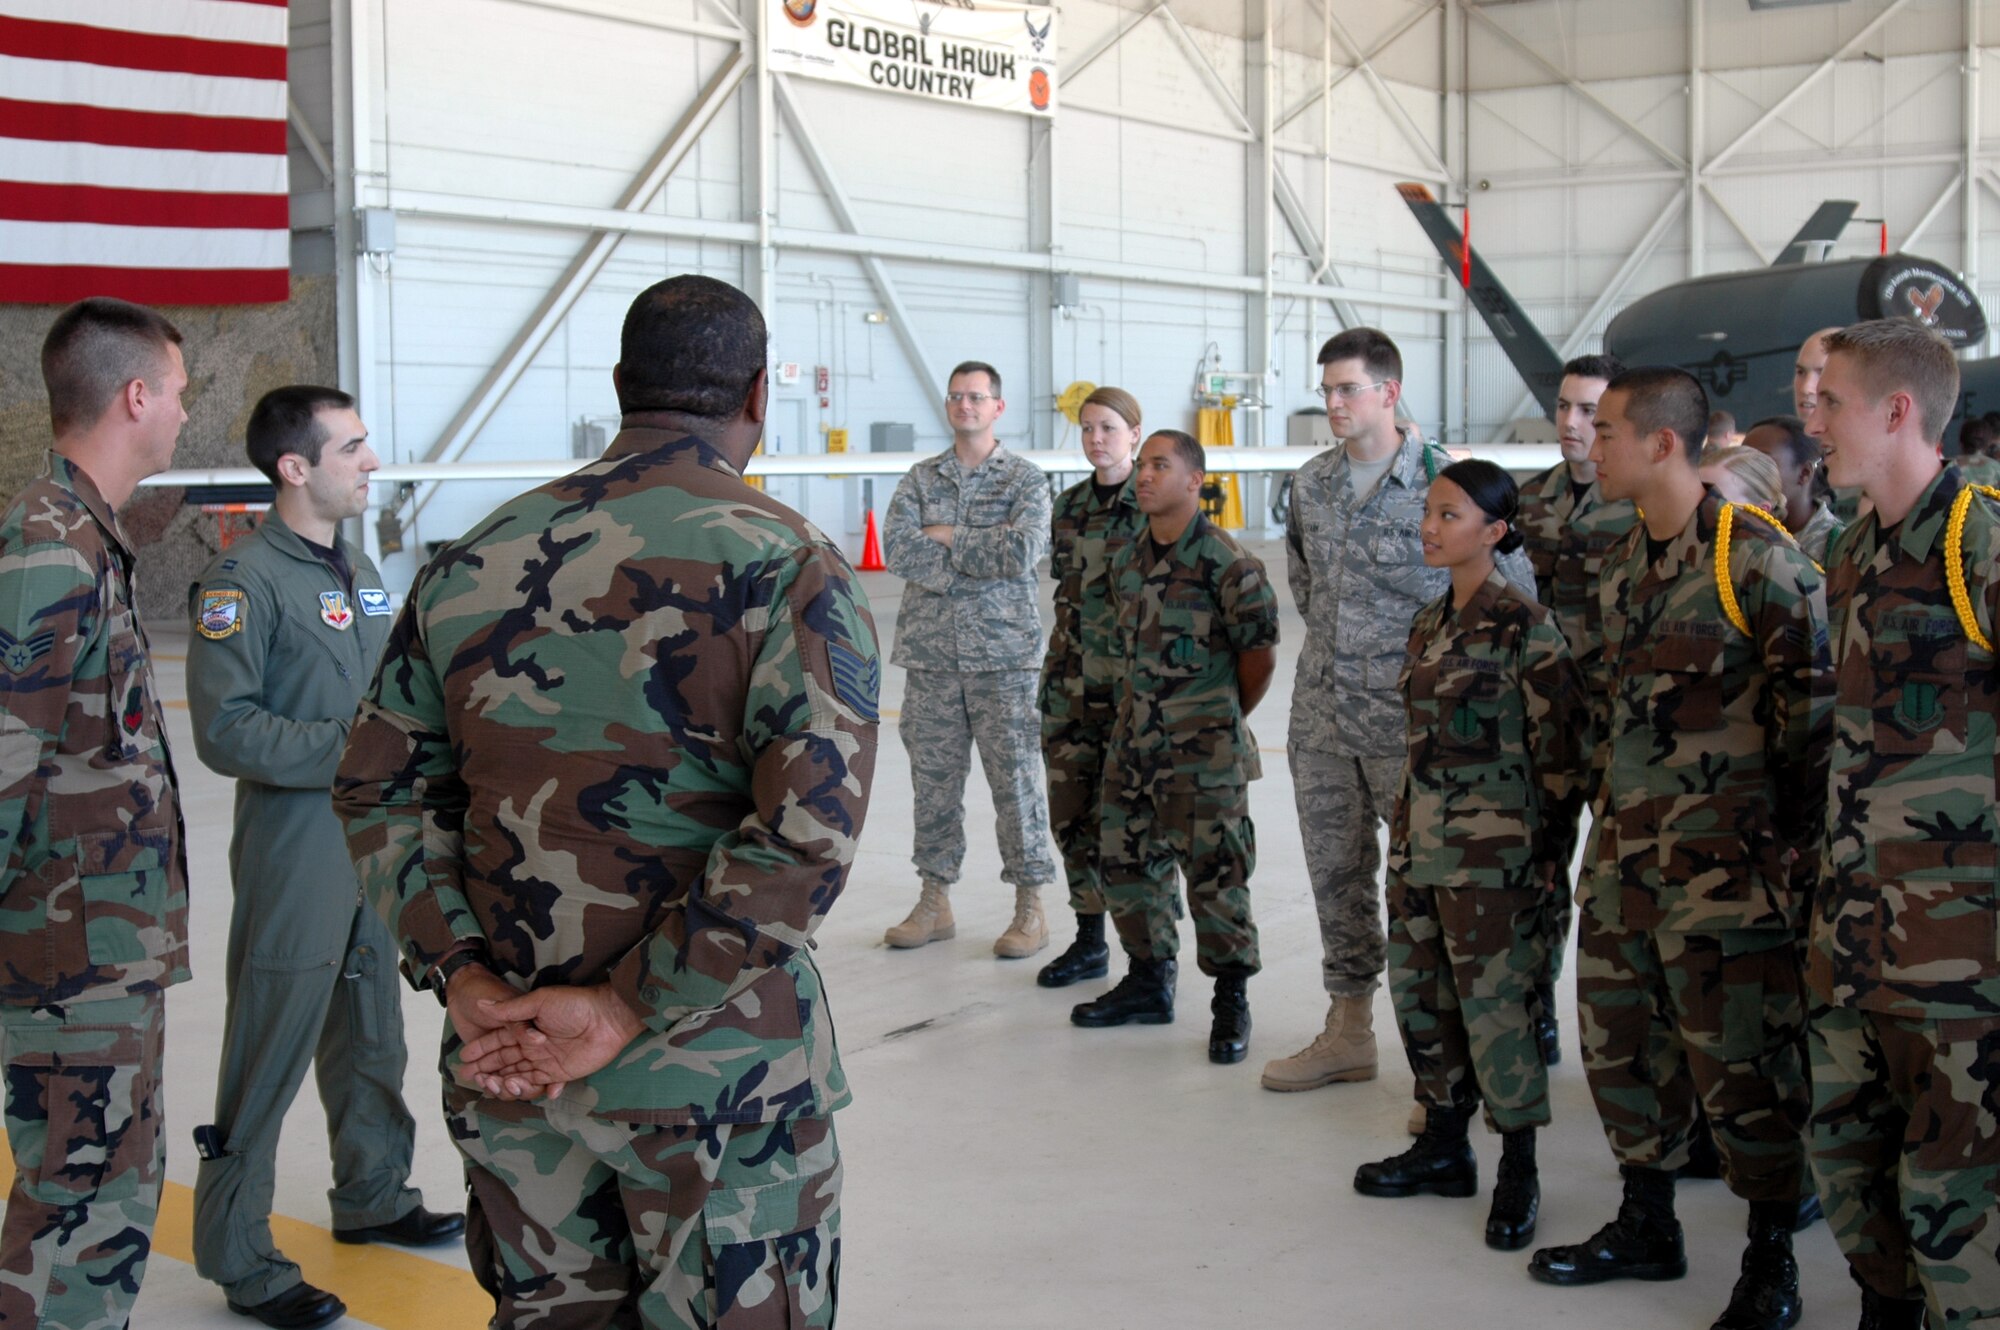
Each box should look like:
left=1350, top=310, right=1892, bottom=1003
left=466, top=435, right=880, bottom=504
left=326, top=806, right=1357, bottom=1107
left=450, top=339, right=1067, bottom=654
left=1946, top=484, right=2000, bottom=651
left=1715, top=502, right=1798, bottom=636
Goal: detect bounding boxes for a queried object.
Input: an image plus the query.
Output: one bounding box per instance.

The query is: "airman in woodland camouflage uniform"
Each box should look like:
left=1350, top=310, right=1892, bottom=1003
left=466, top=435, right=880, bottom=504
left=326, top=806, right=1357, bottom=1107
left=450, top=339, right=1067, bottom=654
left=1070, top=432, right=1278, bottom=1065
left=333, top=277, right=876, bottom=1330
left=1804, top=319, right=2000, bottom=1330
left=0, top=298, right=191, bottom=1328
left=881, top=361, right=1057, bottom=958
left=1355, top=460, right=1586, bottom=1256
left=1530, top=368, right=1829, bottom=1330
left=1036, top=387, right=1148, bottom=989
left=1743, top=415, right=1845, bottom=569
left=1512, top=354, right=1631, bottom=1067
left=1264, top=327, right=1535, bottom=1099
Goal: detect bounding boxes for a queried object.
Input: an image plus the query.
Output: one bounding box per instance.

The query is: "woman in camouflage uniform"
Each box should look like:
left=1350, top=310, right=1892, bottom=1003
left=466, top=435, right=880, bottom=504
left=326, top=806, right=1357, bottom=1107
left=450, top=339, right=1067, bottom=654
left=1353, top=460, right=1588, bottom=1253
left=1037, top=387, right=1151, bottom=987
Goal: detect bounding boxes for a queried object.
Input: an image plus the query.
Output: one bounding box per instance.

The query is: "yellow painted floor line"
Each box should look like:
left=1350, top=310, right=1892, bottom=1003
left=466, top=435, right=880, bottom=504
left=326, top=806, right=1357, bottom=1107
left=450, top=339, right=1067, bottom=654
left=0, top=1142, right=490, bottom=1328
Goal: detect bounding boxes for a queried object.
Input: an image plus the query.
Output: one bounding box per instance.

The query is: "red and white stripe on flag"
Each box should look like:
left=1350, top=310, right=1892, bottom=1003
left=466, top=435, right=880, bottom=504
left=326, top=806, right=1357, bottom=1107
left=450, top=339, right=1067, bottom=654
left=0, top=0, right=290, bottom=305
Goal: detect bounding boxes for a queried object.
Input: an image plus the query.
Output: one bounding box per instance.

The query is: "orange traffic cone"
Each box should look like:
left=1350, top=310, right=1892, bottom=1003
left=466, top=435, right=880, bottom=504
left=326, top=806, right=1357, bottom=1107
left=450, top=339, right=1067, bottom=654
left=859, top=509, right=886, bottom=571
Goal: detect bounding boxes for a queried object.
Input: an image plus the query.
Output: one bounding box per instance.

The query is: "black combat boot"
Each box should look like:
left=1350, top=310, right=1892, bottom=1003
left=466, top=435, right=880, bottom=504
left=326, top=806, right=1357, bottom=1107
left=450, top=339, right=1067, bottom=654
left=1528, top=1164, right=1687, bottom=1285
left=1856, top=1277, right=1928, bottom=1330
left=1710, top=1200, right=1802, bottom=1330
left=1071, top=957, right=1176, bottom=1027
left=1208, top=973, right=1251, bottom=1064
left=1486, top=1127, right=1540, bottom=1250
left=1354, top=1101, right=1478, bottom=1199
left=1037, top=912, right=1110, bottom=988
left=1534, top=977, right=1561, bottom=1067
left=1679, top=1110, right=1725, bottom=1181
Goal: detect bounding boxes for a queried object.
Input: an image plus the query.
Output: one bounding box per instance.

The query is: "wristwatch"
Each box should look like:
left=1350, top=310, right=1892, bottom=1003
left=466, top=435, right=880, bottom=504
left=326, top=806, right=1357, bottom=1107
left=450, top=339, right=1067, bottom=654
left=429, top=945, right=489, bottom=1005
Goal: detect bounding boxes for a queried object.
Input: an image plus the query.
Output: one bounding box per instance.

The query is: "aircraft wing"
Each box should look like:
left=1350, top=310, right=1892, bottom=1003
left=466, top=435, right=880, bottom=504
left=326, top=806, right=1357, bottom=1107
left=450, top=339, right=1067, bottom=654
left=1396, top=182, right=1566, bottom=417
left=1772, top=201, right=1858, bottom=266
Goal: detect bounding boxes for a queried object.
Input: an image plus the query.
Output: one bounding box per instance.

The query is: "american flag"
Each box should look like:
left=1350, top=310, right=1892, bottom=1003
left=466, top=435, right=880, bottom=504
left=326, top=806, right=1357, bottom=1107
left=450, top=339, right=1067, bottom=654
left=0, top=0, right=290, bottom=305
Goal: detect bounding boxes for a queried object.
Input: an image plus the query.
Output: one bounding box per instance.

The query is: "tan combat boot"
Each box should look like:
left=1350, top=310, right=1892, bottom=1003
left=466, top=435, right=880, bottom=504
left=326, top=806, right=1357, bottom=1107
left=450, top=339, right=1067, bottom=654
left=1259, top=994, right=1378, bottom=1091
left=993, top=886, right=1050, bottom=958
left=885, top=880, right=955, bottom=949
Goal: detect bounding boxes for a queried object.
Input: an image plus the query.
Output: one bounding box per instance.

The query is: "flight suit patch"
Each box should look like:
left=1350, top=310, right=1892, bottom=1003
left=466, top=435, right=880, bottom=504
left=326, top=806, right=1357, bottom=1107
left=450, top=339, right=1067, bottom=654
left=197, top=589, right=245, bottom=641
left=319, top=591, right=354, bottom=630
left=358, top=588, right=392, bottom=616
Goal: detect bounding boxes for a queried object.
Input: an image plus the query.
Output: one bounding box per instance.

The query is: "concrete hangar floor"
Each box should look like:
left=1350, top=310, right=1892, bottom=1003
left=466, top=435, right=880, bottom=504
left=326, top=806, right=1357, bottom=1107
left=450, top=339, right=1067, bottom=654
left=120, top=539, right=1854, bottom=1328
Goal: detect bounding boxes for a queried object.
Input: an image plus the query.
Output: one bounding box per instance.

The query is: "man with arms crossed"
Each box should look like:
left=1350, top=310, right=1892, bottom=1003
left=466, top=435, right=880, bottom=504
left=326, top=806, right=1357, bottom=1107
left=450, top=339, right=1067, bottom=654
left=1805, top=319, right=2000, bottom=1330
left=880, top=362, right=1057, bottom=958
left=0, top=297, right=191, bottom=1326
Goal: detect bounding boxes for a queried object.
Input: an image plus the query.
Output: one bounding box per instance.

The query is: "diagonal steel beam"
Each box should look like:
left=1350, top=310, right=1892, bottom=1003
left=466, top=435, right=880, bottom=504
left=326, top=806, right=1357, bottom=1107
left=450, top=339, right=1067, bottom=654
left=403, top=50, right=749, bottom=523
left=773, top=75, right=951, bottom=431
left=1701, top=183, right=1769, bottom=266
left=1319, top=2, right=1449, bottom=180
left=1062, top=0, right=1166, bottom=88
left=1275, top=1, right=1438, bottom=136
left=1272, top=168, right=1365, bottom=332
left=1155, top=4, right=1254, bottom=133
left=1704, top=0, right=1913, bottom=174
left=1495, top=189, right=1687, bottom=431
left=287, top=94, right=334, bottom=188
left=1466, top=5, right=1688, bottom=174
left=1901, top=173, right=1963, bottom=251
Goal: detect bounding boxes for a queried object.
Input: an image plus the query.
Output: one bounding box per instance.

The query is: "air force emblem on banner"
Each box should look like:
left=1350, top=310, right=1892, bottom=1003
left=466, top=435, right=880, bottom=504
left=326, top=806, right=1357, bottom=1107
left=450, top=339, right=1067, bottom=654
left=320, top=591, right=354, bottom=630
left=197, top=589, right=245, bottom=641
left=827, top=639, right=880, bottom=723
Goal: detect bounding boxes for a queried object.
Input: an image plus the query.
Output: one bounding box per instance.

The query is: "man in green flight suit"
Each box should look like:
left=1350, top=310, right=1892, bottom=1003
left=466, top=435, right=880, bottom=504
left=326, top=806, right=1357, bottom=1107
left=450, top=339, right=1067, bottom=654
left=186, top=386, right=460, bottom=1330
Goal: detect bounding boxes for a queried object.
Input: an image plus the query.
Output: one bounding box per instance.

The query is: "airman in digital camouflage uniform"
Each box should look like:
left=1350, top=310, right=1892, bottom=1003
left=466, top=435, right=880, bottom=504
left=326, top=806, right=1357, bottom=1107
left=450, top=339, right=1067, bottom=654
left=333, top=276, right=877, bottom=1330
left=1070, top=431, right=1278, bottom=1065
left=1529, top=368, right=1830, bottom=1330
left=1036, top=387, right=1148, bottom=989
left=1805, top=319, right=2000, bottom=1330
left=1264, top=327, right=1536, bottom=1100
left=1512, top=353, right=1631, bottom=1067
left=880, top=361, right=1057, bottom=958
left=1354, top=460, right=1586, bottom=1256
left=0, top=298, right=191, bottom=1328
left=186, top=387, right=458, bottom=1330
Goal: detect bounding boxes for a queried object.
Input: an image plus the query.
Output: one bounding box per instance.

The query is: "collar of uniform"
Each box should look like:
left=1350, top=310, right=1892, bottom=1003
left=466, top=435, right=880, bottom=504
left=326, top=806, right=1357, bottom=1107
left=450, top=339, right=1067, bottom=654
left=255, top=509, right=353, bottom=567
left=1388, top=432, right=1432, bottom=489
left=939, top=443, right=1012, bottom=479
left=599, top=427, right=740, bottom=479
left=1886, top=461, right=1964, bottom=567
left=46, top=450, right=135, bottom=560
left=1145, top=511, right=1209, bottom=561
left=1638, top=486, right=1722, bottom=588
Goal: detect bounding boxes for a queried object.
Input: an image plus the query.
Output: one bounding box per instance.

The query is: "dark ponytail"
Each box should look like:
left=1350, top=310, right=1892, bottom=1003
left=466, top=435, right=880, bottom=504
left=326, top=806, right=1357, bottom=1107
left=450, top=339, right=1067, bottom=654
left=1438, top=458, right=1524, bottom=555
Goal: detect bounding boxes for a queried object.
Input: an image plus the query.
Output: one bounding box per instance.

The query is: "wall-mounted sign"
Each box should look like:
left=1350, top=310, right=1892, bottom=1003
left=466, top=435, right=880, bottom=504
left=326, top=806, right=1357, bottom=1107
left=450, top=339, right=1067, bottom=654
left=772, top=0, right=1057, bottom=117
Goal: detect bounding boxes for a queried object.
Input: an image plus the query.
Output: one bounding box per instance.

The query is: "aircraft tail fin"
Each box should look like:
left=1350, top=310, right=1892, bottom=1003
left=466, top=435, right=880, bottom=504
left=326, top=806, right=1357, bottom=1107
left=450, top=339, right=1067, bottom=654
left=1395, top=182, right=1565, bottom=417
left=1772, top=201, right=1859, bottom=266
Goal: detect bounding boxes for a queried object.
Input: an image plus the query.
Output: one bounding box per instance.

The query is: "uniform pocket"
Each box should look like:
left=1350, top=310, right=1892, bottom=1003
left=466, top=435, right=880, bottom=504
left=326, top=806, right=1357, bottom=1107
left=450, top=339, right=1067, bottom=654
left=1157, top=607, right=1211, bottom=677
left=704, top=1155, right=842, bottom=1329
left=3, top=1023, right=159, bottom=1206
left=1434, top=675, right=1503, bottom=760
left=1875, top=840, right=2000, bottom=968
left=1870, top=667, right=1969, bottom=757
left=1649, top=632, right=1728, bottom=732
left=77, top=827, right=167, bottom=967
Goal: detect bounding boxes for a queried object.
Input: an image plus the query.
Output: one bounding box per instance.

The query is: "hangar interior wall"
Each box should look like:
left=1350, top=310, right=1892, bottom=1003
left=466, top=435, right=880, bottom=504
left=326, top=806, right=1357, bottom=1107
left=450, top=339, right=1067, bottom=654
left=291, top=0, right=2000, bottom=588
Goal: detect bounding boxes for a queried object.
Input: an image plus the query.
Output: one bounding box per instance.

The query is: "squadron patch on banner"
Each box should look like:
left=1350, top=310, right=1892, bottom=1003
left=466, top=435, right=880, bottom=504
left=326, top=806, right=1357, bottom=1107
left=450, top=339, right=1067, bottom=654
left=197, top=589, right=245, bottom=640
left=320, top=590, right=354, bottom=630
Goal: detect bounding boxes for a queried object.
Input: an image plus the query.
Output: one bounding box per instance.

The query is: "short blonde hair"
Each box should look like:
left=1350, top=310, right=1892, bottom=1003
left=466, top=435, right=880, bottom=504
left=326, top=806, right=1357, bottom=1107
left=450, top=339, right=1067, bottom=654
left=1699, top=443, right=1785, bottom=514
left=1824, top=319, right=1960, bottom=445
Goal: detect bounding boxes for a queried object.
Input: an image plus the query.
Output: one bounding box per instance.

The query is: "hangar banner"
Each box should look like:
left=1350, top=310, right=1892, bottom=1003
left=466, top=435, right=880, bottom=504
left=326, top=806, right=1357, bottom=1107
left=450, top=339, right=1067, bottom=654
left=771, top=0, right=1058, bottom=117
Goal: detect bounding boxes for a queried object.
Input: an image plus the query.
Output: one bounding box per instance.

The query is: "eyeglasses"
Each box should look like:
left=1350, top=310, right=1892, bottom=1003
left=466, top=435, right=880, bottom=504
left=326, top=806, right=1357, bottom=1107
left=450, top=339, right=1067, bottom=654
left=946, top=392, right=995, bottom=405
left=1316, top=381, right=1388, bottom=403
